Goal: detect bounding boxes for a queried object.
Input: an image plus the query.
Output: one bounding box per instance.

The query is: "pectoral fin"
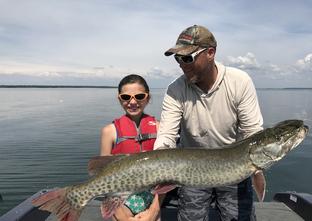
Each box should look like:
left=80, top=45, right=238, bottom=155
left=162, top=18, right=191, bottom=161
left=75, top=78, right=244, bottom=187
left=152, top=184, right=177, bottom=194
left=99, top=193, right=131, bottom=219
left=252, top=170, right=266, bottom=202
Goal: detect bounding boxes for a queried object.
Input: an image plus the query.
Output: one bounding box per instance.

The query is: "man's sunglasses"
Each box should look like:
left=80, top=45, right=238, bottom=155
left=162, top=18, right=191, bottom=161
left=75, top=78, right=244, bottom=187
left=174, top=48, right=207, bottom=64
left=118, top=93, right=148, bottom=101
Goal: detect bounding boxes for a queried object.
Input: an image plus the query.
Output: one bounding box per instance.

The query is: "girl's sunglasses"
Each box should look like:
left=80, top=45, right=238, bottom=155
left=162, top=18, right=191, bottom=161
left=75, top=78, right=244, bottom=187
left=174, top=48, right=207, bottom=64
left=118, top=93, right=148, bottom=101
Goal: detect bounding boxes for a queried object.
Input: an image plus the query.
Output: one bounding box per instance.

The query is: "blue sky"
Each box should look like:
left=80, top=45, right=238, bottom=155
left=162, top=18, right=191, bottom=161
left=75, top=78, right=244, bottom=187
left=0, top=0, right=311, bottom=88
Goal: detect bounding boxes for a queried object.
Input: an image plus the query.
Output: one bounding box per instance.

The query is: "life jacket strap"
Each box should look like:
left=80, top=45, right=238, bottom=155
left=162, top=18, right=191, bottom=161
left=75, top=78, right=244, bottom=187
left=135, top=133, right=157, bottom=142
left=116, top=133, right=157, bottom=144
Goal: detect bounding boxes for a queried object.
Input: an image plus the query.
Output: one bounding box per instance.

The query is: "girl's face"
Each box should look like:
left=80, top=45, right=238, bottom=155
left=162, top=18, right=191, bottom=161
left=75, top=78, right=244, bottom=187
left=118, top=83, right=149, bottom=118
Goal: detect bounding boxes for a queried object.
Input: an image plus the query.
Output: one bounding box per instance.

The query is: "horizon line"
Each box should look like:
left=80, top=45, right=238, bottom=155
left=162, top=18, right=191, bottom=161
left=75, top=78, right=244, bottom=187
left=0, top=85, right=312, bottom=90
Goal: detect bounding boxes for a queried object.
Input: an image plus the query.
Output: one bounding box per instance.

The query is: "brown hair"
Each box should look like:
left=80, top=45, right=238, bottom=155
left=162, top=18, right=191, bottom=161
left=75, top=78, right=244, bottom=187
left=118, top=74, right=150, bottom=94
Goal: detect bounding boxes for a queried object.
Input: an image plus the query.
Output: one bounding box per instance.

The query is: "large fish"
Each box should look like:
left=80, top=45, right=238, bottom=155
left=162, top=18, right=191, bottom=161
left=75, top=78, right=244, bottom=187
left=32, top=120, right=309, bottom=221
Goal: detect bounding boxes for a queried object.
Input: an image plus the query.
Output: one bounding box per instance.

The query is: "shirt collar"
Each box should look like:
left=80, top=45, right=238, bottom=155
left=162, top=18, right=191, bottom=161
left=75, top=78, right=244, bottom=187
left=188, top=61, right=225, bottom=95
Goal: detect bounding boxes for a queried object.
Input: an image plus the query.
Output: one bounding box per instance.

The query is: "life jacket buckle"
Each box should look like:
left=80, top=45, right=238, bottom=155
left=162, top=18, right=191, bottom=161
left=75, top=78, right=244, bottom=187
left=136, top=134, right=148, bottom=142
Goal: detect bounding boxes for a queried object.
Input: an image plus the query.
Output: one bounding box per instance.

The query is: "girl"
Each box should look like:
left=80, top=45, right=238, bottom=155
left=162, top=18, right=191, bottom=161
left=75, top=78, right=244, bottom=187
left=100, top=74, right=160, bottom=221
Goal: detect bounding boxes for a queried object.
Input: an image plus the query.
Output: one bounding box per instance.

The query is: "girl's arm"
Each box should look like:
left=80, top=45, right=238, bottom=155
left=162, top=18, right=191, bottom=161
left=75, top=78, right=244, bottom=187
left=100, top=123, right=116, bottom=156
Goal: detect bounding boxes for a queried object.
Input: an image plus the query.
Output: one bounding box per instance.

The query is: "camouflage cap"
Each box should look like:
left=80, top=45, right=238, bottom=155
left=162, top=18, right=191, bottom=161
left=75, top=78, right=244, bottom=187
left=165, top=25, right=217, bottom=56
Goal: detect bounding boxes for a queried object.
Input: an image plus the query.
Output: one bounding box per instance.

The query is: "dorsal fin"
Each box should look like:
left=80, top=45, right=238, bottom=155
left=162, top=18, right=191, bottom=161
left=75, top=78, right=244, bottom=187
left=88, top=155, right=128, bottom=176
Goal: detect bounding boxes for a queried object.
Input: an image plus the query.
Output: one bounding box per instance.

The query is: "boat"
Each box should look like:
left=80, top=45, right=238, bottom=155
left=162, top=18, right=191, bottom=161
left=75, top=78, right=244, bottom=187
left=0, top=189, right=311, bottom=221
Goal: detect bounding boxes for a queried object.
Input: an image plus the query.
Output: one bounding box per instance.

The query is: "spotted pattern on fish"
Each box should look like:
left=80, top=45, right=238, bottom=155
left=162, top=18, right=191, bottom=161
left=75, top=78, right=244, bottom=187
left=33, top=120, right=309, bottom=219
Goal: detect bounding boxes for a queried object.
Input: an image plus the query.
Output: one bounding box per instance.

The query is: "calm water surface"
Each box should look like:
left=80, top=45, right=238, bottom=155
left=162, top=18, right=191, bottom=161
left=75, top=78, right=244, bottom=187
left=0, top=88, right=311, bottom=215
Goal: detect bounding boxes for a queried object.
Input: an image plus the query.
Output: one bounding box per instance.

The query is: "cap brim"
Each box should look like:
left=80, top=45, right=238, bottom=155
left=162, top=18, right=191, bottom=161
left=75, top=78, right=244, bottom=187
left=164, top=45, right=199, bottom=56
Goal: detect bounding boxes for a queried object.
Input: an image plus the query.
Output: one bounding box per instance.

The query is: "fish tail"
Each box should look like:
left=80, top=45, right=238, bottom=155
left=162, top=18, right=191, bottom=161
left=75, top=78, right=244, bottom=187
left=32, top=188, right=82, bottom=221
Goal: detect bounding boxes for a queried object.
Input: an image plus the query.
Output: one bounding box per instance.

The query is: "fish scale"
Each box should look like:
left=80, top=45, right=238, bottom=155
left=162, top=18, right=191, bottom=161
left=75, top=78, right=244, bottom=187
left=32, top=119, right=309, bottom=221
left=70, top=147, right=254, bottom=210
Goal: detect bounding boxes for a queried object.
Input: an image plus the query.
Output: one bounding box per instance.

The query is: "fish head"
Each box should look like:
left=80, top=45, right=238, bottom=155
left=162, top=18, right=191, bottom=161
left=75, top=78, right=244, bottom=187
left=249, top=120, right=309, bottom=170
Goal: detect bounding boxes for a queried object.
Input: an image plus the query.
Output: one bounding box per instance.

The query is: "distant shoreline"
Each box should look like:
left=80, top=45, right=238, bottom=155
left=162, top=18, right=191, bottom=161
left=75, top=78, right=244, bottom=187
left=0, top=85, right=117, bottom=88
left=0, top=85, right=311, bottom=90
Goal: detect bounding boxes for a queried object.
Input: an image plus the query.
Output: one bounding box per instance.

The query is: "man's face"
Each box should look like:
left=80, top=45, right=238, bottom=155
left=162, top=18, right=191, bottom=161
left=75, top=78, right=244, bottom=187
left=175, top=48, right=212, bottom=84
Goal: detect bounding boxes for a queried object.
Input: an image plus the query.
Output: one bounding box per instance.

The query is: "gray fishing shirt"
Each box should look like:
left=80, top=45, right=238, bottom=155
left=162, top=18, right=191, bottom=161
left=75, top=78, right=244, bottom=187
left=154, top=62, right=263, bottom=149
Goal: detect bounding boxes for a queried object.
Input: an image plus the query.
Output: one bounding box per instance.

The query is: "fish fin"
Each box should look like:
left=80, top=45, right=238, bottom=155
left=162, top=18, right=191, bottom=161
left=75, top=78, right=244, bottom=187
left=152, top=184, right=177, bottom=194
left=100, top=196, right=126, bottom=219
left=88, top=155, right=129, bottom=176
left=252, top=170, right=266, bottom=202
left=32, top=188, right=82, bottom=221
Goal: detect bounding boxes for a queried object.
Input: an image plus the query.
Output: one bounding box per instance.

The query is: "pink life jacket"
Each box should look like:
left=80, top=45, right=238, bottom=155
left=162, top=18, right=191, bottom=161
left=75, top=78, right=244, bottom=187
left=112, top=114, right=157, bottom=154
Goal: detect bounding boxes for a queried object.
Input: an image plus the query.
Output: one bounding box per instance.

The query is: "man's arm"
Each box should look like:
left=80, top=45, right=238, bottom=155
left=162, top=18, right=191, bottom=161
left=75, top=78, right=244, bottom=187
left=154, top=88, right=183, bottom=150
left=236, top=76, right=263, bottom=139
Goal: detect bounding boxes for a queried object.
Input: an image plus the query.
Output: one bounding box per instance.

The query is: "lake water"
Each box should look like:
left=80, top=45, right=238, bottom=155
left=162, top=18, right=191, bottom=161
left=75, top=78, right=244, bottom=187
left=0, top=88, right=311, bottom=216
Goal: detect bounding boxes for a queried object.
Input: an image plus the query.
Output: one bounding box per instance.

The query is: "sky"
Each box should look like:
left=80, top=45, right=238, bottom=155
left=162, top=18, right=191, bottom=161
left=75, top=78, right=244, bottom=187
left=0, top=0, right=311, bottom=88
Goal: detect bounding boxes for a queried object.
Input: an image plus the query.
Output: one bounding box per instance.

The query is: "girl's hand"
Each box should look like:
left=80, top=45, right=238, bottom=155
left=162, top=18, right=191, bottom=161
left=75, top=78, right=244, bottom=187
left=129, top=194, right=160, bottom=221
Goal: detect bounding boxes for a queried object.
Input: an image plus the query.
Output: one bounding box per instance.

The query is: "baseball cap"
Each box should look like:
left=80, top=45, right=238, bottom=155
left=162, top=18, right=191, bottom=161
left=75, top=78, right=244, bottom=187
left=165, top=25, right=217, bottom=56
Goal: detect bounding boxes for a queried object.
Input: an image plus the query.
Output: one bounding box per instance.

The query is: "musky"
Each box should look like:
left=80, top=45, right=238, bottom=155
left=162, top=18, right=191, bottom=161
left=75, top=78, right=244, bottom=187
left=0, top=0, right=311, bottom=88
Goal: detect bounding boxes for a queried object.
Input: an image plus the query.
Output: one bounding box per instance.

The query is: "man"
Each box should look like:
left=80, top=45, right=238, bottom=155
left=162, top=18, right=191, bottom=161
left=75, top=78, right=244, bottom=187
left=154, top=25, right=263, bottom=221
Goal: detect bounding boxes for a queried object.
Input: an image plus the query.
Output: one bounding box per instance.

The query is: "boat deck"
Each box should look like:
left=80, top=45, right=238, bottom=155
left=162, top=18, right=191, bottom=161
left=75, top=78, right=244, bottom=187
left=2, top=190, right=310, bottom=221
left=46, top=200, right=304, bottom=221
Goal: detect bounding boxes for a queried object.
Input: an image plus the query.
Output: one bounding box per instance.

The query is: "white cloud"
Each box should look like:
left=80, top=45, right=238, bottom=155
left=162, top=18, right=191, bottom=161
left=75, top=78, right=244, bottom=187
left=146, top=66, right=181, bottom=79
left=269, top=64, right=281, bottom=73
left=226, top=52, right=260, bottom=70
left=0, top=60, right=180, bottom=88
left=0, top=61, right=139, bottom=79
left=0, top=1, right=312, bottom=87
left=296, top=53, right=312, bottom=71
left=223, top=52, right=312, bottom=85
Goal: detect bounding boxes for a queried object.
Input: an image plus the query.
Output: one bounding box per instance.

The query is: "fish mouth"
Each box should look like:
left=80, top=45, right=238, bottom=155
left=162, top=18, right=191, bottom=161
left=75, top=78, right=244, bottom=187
left=298, top=125, right=309, bottom=140
left=287, top=124, right=309, bottom=151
